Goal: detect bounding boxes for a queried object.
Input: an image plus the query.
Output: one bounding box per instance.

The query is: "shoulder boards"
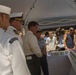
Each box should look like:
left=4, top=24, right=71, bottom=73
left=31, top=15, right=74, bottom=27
left=9, top=37, right=18, bottom=44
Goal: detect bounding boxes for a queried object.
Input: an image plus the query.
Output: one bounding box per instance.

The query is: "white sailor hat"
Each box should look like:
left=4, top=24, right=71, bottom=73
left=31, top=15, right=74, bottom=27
left=0, top=5, right=11, bottom=15
left=10, top=12, right=23, bottom=18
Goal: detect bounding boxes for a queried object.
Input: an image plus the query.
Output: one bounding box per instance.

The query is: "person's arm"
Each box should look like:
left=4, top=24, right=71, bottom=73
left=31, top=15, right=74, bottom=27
left=9, top=40, right=31, bottom=75
left=45, top=38, right=50, bottom=52
left=41, top=46, right=47, bottom=55
left=29, top=35, right=42, bottom=57
left=73, top=35, right=76, bottom=50
left=53, top=37, right=57, bottom=50
left=64, top=34, right=69, bottom=50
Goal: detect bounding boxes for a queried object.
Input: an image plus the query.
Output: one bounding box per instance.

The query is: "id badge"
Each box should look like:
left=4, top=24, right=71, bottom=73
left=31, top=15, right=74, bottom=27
left=26, top=56, right=32, bottom=60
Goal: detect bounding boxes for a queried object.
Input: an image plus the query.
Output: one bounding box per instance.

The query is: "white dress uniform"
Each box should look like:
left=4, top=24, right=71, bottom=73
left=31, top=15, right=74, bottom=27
left=6, top=26, right=23, bottom=48
left=23, top=30, right=42, bottom=57
left=0, top=28, right=31, bottom=75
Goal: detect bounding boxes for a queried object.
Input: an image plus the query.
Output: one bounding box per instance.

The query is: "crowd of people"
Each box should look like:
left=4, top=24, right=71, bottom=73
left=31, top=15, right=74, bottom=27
left=39, top=27, right=76, bottom=53
left=0, top=4, right=76, bottom=75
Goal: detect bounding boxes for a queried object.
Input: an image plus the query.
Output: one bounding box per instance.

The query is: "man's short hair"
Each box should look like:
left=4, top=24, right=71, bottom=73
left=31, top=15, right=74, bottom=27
left=28, top=21, right=39, bottom=29
left=45, top=31, right=49, bottom=36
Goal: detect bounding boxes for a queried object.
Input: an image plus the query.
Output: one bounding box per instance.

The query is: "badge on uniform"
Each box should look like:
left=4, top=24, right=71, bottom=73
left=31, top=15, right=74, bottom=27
left=13, top=30, right=19, bottom=35
left=26, top=56, right=32, bottom=60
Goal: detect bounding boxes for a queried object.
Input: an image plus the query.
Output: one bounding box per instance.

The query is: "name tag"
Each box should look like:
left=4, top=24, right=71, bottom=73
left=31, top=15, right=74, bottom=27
left=26, top=56, right=32, bottom=60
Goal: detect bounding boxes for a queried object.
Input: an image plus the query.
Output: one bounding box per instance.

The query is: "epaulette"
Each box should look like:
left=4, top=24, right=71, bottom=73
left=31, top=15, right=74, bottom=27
left=9, top=37, right=18, bottom=44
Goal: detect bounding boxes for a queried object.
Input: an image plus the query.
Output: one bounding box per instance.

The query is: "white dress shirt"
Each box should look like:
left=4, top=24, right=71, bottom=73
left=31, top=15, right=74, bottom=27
left=23, top=30, right=42, bottom=57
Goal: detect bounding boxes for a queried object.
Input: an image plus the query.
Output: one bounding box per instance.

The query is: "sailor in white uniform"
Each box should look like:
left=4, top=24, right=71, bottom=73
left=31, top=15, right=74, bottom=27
left=6, top=12, right=23, bottom=48
left=0, top=5, right=31, bottom=75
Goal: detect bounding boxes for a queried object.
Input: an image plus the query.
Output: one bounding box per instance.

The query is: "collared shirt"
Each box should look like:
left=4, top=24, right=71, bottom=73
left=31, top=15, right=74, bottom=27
left=38, top=38, right=46, bottom=49
left=6, top=26, right=23, bottom=48
left=46, top=36, right=56, bottom=51
left=0, top=28, right=31, bottom=75
left=23, top=30, right=42, bottom=57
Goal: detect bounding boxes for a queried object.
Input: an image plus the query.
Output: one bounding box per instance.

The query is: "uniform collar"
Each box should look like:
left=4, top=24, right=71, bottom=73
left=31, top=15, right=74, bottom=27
left=8, top=26, right=17, bottom=31
left=9, top=26, right=19, bottom=35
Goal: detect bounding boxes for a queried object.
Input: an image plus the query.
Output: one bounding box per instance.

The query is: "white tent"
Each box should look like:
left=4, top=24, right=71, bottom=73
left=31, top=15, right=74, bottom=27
left=1, top=0, right=76, bottom=29
left=1, top=1, right=76, bottom=75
